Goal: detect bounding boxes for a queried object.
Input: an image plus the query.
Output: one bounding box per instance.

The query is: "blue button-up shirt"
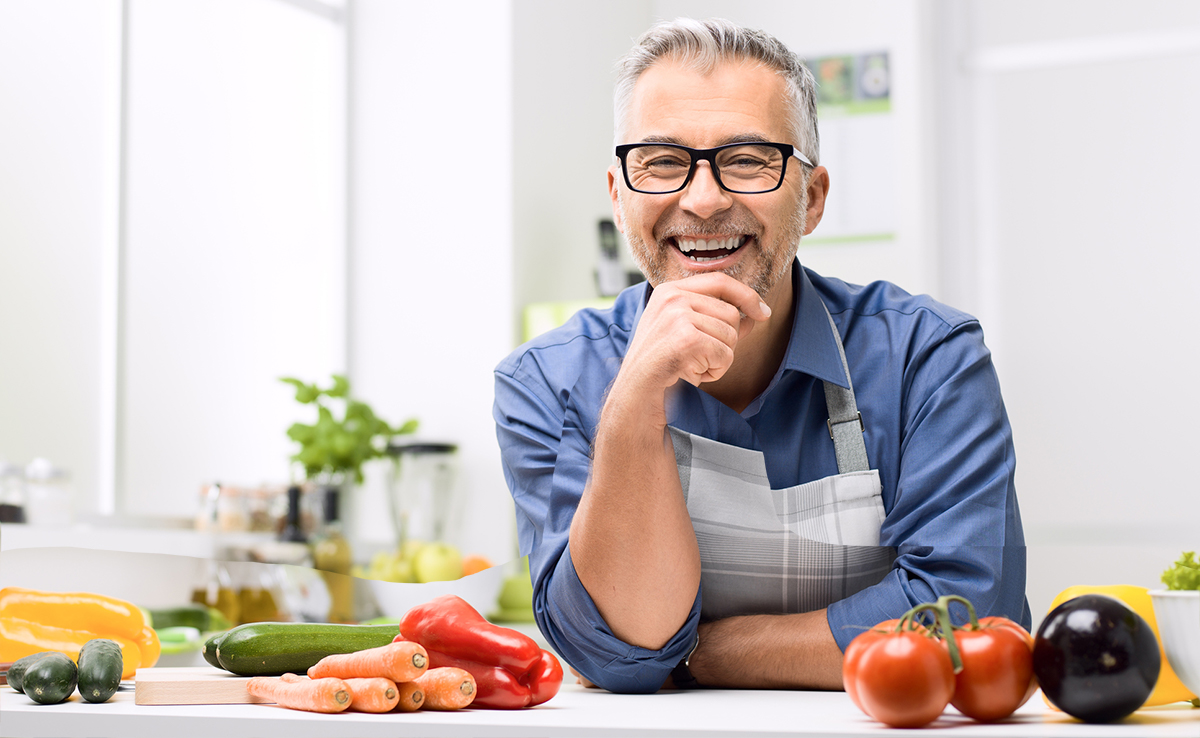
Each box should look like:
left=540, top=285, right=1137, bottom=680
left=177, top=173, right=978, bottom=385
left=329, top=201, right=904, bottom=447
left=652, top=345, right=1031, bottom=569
left=494, top=261, right=1030, bottom=693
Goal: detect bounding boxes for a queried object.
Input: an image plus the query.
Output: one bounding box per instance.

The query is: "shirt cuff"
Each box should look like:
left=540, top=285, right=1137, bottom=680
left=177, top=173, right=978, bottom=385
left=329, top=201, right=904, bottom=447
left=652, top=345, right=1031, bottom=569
left=536, top=544, right=702, bottom=693
left=825, top=569, right=920, bottom=652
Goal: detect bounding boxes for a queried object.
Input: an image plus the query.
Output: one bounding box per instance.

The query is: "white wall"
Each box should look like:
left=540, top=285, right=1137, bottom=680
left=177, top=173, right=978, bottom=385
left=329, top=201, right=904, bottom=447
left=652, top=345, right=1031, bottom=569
left=347, top=0, right=516, bottom=563
left=945, top=0, right=1200, bottom=623
left=120, top=0, right=346, bottom=517
left=511, top=1, right=651, bottom=324
left=0, top=0, right=117, bottom=513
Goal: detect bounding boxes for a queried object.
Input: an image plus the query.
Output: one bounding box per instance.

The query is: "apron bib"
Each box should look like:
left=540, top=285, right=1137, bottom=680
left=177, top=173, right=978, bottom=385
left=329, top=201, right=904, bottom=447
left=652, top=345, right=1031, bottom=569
left=671, top=301, right=895, bottom=622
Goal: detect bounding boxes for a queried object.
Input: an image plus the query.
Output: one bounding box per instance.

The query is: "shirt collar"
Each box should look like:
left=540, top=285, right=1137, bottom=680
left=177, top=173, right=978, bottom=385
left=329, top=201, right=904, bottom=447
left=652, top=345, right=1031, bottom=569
left=783, top=260, right=851, bottom=389
left=629, top=259, right=850, bottom=389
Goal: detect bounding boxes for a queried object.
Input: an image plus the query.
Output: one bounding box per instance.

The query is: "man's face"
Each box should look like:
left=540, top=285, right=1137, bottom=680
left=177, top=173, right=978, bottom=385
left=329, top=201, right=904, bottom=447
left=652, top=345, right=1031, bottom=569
left=609, top=57, right=826, bottom=302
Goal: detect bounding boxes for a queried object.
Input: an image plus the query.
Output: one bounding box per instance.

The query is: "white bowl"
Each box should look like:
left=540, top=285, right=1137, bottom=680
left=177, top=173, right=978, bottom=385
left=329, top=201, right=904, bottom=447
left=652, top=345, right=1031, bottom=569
left=1149, top=590, right=1200, bottom=696
left=365, top=564, right=507, bottom=621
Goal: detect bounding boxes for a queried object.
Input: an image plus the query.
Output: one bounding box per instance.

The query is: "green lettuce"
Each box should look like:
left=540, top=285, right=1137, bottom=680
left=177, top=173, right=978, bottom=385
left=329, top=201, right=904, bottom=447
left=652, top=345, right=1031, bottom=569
left=1161, top=551, right=1200, bottom=591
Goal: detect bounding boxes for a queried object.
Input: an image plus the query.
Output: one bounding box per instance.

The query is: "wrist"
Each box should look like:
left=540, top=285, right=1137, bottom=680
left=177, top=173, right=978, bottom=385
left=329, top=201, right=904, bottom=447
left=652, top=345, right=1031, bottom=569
left=670, top=631, right=702, bottom=689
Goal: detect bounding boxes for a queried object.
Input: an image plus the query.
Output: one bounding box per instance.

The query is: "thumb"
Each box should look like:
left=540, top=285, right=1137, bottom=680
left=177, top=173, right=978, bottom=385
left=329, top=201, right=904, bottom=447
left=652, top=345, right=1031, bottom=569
left=737, top=299, right=772, bottom=340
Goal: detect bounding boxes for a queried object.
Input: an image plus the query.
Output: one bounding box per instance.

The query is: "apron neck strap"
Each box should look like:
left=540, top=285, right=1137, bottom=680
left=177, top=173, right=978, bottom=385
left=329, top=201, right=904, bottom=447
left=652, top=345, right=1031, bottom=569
left=820, top=301, right=870, bottom=473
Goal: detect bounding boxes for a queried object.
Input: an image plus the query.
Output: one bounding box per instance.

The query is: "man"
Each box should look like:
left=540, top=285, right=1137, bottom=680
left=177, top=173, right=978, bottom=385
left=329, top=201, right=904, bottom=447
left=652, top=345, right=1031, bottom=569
left=494, top=17, right=1029, bottom=694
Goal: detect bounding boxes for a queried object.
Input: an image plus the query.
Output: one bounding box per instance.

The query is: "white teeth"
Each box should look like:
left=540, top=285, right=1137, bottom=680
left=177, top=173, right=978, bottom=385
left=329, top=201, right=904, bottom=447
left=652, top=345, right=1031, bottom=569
left=677, top=236, right=744, bottom=253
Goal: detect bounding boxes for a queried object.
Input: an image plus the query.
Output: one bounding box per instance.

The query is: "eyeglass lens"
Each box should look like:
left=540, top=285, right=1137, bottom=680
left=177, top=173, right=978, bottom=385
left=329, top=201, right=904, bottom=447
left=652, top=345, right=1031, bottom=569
left=624, top=144, right=787, bottom=194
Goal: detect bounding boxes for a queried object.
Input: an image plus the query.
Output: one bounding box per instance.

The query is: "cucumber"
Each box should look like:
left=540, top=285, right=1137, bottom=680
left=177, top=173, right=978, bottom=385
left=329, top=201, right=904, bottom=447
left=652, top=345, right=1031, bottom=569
left=202, top=631, right=227, bottom=669
left=215, top=622, right=399, bottom=676
left=77, top=638, right=123, bottom=703
left=21, top=652, right=78, bottom=705
left=7, top=652, right=57, bottom=694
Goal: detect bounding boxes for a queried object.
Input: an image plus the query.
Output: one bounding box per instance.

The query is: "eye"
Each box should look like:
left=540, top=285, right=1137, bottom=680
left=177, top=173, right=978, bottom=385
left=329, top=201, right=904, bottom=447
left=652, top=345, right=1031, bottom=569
left=726, top=155, right=768, bottom=168
left=642, top=154, right=690, bottom=171
left=717, top=145, right=781, bottom=171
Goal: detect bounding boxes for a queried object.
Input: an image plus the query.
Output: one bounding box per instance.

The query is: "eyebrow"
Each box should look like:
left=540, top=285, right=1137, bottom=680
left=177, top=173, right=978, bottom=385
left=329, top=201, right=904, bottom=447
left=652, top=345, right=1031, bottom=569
left=637, top=133, right=775, bottom=147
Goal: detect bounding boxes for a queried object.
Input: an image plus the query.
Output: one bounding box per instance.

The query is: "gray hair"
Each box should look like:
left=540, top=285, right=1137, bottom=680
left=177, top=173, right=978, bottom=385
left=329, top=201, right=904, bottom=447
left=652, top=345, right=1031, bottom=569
left=613, top=17, right=820, bottom=166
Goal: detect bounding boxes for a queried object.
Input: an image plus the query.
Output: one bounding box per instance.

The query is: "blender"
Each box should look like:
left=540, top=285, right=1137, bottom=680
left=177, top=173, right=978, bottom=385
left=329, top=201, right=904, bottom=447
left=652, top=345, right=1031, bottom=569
left=384, top=442, right=460, bottom=548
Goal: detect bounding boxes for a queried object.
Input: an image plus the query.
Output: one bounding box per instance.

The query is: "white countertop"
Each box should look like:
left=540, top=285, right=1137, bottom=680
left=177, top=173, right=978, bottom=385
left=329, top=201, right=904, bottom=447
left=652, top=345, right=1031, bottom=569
left=3, top=683, right=1199, bottom=738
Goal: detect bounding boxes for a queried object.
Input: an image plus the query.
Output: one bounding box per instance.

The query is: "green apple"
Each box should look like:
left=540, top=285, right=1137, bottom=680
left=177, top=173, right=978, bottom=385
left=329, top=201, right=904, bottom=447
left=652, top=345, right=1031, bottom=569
left=413, top=542, right=464, bottom=583
left=387, top=557, right=415, bottom=583
left=399, top=539, right=426, bottom=565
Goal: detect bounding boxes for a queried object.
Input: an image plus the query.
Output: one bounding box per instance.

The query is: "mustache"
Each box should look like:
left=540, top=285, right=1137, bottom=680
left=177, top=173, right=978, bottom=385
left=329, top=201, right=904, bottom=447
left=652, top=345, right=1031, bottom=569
left=654, top=213, right=762, bottom=242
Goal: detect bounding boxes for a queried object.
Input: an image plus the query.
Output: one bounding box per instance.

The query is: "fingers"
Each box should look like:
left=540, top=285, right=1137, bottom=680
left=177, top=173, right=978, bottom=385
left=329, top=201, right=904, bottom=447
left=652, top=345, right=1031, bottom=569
left=568, top=665, right=598, bottom=689
left=619, top=272, right=774, bottom=393
left=672, top=272, right=772, bottom=324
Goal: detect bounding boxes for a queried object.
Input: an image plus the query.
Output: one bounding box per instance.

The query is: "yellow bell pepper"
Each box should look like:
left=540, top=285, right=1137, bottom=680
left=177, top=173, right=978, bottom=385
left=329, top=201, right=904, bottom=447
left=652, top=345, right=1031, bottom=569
left=0, top=587, right=147, bottom=641
left=0, top=616, right=143, bottom=679
left=1046, top=584, right=1198, bottom=707
left=136, top=624, right=161, bottom=669
left=0, top=587, right=160, bottom=677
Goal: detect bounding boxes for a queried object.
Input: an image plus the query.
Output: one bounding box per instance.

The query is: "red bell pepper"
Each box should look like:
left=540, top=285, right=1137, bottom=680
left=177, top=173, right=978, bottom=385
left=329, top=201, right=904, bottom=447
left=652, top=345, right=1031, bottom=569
left=396, top=594, right=563, bottom=709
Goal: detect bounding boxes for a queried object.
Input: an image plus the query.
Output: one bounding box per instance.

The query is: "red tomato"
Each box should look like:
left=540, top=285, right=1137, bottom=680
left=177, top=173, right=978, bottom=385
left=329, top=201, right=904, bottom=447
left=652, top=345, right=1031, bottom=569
left=977, top=616, right=1038, bottom=707
left=948, top=619, right=1035, bottom=721
left=977, top=616, right=1033, bottom=647
left=842, top=619, right=929, bottom=710
left=842, top=621, right=894, bottom=710
left=851, top=630, right=955, bottom=728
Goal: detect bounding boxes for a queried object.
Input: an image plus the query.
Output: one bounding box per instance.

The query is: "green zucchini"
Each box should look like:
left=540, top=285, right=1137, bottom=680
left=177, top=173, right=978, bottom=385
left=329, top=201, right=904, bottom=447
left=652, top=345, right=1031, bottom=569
left=6, top=652, right=57, bottom=694
left=21, top=652, right=78, bottom=705
left=77, top=638, right=123, bottom=703
left=202, top=631, right=227, bottom=669
left=147, top=604, right=210, bottom=631
left=215, top=622, right=399, bottom=676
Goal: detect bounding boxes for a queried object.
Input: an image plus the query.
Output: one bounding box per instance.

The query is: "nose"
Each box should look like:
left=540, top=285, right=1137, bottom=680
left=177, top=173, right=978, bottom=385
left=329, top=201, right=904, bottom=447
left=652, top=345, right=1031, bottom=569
left=677, top=161, right=734, bottom=219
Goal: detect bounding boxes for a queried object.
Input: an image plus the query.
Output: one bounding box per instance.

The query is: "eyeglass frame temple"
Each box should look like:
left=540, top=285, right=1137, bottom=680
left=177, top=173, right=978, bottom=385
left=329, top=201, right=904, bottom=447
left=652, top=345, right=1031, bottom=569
left=614, top=141, right=814, bottom=195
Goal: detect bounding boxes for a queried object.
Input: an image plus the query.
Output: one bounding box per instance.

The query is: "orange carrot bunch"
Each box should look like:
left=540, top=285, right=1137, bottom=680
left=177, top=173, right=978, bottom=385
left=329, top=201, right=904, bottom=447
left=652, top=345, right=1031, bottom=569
left=252, top=638, right=477, bottom=713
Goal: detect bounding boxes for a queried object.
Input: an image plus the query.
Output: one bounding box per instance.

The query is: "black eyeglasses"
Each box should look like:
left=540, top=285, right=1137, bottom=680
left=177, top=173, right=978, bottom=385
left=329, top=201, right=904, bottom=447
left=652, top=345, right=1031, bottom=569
left=614, top=141, right=813, bottom=195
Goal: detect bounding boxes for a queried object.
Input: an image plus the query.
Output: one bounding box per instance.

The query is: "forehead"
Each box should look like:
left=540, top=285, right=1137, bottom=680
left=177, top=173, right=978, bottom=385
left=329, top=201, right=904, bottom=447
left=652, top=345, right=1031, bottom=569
left=625, top=57, right=791, bottom=147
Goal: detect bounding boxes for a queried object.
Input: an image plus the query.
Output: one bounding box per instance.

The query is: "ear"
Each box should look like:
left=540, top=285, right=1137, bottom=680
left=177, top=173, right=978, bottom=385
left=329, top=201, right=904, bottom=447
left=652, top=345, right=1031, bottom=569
left=802, top=165, right=830, bottom=235
left=608, top=165, right=625, bottom=233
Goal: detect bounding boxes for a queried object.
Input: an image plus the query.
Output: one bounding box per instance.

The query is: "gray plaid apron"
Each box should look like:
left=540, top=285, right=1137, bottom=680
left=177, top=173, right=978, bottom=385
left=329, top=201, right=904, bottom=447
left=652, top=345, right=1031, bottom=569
left=670, top=301, right=895, bottom=622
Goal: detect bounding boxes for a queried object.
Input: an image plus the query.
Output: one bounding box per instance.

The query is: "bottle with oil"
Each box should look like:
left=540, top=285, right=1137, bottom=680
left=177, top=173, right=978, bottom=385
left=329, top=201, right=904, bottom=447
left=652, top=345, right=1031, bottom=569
left=235, top=559, right=284, bottom=623
left=311, top=486, right=354, bottom=623
left=191, top=558, right=240, bottom=625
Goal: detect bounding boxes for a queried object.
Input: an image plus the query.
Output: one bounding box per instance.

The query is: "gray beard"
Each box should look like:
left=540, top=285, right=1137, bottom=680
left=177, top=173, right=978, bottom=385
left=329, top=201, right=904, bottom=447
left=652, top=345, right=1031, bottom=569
left=617, top=190, right=807, bottom=300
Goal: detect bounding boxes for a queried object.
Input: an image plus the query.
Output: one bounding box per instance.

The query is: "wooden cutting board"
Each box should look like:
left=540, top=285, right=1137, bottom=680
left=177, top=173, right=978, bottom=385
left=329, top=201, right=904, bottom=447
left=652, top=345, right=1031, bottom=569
left=134, top=666, right=275, bottom=705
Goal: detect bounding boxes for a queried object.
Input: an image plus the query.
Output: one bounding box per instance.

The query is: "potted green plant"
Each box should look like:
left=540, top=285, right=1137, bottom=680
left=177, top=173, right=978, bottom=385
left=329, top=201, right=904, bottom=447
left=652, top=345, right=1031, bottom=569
left=280, top=374, right=418, bottom=487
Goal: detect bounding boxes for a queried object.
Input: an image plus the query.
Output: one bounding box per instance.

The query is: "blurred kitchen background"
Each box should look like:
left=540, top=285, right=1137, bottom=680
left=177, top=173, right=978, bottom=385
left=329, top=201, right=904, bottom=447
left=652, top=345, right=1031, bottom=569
left=1, top=0, right=1198, bottom=629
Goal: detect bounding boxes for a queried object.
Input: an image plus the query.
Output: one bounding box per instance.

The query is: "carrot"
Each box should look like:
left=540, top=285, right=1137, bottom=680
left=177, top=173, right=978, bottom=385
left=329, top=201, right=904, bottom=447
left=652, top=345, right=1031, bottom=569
left=393, top=680, right=424, bottom=712
left=307, top=640, right=428, bottom=682
left=414, top=667, right=476, bottom=710
left=343, top=677, right=399, bottom=713
left=246, top=676, right=351, bottom=713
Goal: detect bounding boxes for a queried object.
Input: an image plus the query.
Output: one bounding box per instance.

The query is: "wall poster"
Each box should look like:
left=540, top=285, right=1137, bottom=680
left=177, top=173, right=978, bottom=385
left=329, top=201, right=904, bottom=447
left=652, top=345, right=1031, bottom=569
left=802, top=51, right=896, bottom=246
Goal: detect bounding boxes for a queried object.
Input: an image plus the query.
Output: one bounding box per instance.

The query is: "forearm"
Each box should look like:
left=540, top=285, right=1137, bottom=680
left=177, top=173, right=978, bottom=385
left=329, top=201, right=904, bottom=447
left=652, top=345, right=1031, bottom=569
left=569, top=377, right=701, bottom=651
left=688, top=609, right=844, bottom=690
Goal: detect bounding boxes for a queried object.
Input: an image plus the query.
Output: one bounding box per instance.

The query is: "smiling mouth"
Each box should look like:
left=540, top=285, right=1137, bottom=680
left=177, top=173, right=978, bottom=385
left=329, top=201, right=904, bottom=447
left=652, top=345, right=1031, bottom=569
left=673, top=235, right=749, bottom=263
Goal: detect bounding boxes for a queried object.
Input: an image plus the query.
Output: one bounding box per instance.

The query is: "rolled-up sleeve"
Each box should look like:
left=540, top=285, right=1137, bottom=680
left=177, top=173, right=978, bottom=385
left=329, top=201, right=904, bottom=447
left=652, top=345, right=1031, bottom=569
left=494, top=351, right=696, bottom=692
left=826, top=318, right=1030, bottom=649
